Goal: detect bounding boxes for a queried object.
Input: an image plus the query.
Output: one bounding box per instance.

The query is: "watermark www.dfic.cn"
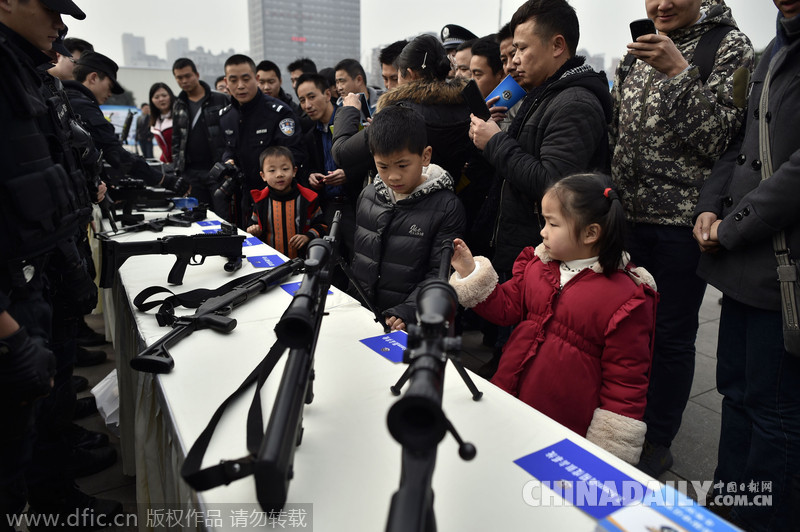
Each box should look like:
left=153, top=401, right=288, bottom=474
left=6, top=503, right=313, bottom=531
left=521, top=480, right=773, bottom=508
left=6, top=508, right=138, bottom=530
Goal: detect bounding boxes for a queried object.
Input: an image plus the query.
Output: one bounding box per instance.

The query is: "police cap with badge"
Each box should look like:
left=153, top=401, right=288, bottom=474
left=76, top=51, right=126, bottom=95
left=440, top=24, right=478, bottom=51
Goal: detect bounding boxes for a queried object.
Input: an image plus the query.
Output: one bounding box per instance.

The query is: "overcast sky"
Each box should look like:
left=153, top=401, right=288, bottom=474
left=66, top=0, right=777, bottom=71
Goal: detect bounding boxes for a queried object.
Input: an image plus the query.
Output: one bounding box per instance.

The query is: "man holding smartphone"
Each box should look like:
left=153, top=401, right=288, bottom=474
left=609, top=0, right=754, bottom=479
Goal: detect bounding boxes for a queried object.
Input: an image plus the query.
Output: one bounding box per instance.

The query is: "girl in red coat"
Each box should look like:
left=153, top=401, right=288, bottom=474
left=450, top=173, right=657, bottom=464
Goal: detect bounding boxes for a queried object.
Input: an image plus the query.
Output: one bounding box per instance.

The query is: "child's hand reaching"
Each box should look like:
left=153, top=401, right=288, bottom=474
left=451, top=238, right=476, bottom=278
left=246, top=224, right=262, bottom=237
left=385, top=316, right=406, bottom=331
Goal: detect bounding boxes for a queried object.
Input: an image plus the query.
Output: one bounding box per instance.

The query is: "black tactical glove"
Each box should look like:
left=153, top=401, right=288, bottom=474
left=161, top=165, right=190, bottom=196
left=0, top=327, right=56, bottom=404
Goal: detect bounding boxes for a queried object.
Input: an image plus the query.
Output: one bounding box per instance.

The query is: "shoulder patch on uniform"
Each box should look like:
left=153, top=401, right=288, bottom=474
left=279, top=118, right=296, bottom=136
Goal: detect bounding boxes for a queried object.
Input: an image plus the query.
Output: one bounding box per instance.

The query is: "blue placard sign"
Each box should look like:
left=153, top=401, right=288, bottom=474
left=359, top=331, right=407, bottom=363
left=243, top=236, right=264, bottom=247
left=515, top=438, right=649, bottom=519
left=280, top=282, right=333, bottom=297
left=247, top=255, right=286, bottom=268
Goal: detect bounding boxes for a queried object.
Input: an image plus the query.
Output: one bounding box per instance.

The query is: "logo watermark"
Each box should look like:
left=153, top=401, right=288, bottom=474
left=6, top=503, right=313, bottom=531
left=521, top=479, right=772, bottom=509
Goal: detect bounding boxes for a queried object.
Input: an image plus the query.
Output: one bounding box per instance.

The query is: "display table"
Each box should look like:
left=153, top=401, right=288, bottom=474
left=103, top=212, right=663, bottom=532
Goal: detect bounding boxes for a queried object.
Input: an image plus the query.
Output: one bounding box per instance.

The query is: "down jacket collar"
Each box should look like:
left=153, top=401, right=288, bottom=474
left=373, top=163, right=454, bottom=204
left=533, top=243, right=657, bottom=291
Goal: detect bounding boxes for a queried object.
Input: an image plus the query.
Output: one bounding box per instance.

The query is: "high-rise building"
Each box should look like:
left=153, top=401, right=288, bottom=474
left=122, top=33, right=167, bottom=68
left=122, top=33, right=146, bottom=66
left=248, top=0, right=361, bottom=91
left=166, top=37, right=190, bottom=64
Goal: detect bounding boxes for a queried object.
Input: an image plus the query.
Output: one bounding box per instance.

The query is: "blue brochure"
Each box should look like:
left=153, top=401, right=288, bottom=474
left=247, top=255, right=286, bottom=268
left=515, top=438, right=648, bottom=519
left=243, top=236, right=264, bottom=247
left=359, top=331, right=407, bottom=363
left=485, top=74, right=526, bottom=109
left=202, top=229, right=218, bottom=234
left=597, top=484, right=742, bottom=532
left=196, top=220, right=221, bottom=227
left=280, top=282, right=333, bottom=297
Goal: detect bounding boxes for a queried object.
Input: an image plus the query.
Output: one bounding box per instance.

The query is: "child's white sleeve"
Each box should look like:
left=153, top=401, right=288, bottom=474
left=449, top=256, right=498, bottom=308
left=452, top=261, right=481, bottom=281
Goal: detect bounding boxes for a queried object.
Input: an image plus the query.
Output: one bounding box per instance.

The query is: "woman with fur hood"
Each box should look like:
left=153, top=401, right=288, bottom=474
left=331, top=34, right=473, bottom=189
left=450, top=174, right=658, bottom=464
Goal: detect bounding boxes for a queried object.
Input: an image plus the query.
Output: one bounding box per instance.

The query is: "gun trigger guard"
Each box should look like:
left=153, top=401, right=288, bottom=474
left=190, top=255, right=206, bottom=266
left=217, top=306, right=232, bottom=317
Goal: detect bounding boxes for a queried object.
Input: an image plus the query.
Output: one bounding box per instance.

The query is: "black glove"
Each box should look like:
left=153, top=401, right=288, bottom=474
left=161, top=166, right=191, bottom=196
left=60, top=261, right=98, bottom=316
left=0, top=327, right=56, bottom=404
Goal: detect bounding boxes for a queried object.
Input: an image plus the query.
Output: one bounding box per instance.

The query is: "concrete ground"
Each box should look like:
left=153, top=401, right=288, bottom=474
left=72, top=285, right=724, bottom=523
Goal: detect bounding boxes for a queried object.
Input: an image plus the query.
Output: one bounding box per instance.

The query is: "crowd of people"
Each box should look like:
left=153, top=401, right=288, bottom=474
left=1, top=0, right=798, bottom=530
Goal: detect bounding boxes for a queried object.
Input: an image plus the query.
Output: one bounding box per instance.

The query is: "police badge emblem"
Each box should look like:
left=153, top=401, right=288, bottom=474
left=502, top=90, right=512, bottom=101
left=279, top=118, right=296, bottom=136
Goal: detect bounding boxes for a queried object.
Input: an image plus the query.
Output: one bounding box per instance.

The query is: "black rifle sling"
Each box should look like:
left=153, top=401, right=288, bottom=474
left=133, top=270, right=267, bottom=325
left=181, top=339, right=287, bottom=491
left=618, top=24, right=734, bottom=87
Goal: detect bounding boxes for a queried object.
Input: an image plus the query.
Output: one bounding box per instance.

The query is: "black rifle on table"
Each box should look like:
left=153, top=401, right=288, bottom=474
left=130, top=256, right=305, bottom=374
left=180, top=212, right=343, bottom=511
left=104, top=171, right=174, bottom=226
left=253, top=210, right=343, bottom=512
left=98, top=222, right=244, bottom=288
left=95, top=205, right=208, bottom=240
left=385, top=241, right=482, bottom=532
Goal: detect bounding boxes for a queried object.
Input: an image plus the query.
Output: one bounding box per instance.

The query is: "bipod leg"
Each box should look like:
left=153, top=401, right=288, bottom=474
left=390, top=365, right=413, bottom=396
left=448, top=357, right=483, bottom=401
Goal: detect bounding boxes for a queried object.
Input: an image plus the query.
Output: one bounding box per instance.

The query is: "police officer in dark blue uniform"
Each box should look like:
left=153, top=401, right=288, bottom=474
left=63, top=50, right=190, bottom=195
left=219, top=54, right=306, bottom=227
left=0, top=1, right=121, bottom=528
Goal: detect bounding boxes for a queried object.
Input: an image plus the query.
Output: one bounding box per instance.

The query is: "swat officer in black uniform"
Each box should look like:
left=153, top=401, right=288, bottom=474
left=63, top=50, right=190, bottom=195
left=0, top=0, right=121, bottom=528
left=220, top=54, right=306, bottom=228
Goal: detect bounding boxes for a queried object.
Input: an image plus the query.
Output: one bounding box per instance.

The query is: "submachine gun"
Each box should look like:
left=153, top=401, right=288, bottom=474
left=130, top=256, right=304, bottom=374
left=179, top=211, right=348, bottom=513
left=98, top=221, right=244, bottom=288
left=385, top=240, right=483, bottom=532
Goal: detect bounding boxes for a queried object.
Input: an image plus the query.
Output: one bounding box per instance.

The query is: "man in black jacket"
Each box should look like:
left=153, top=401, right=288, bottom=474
left=220, top=54, right=306, bottom=228
left=171, top=57, right=229, bottom=205
left=469, top=0, right=611, bottom=275
left=295, top=73, right=363, bottom=276
left=64, top=51, right=188, bottom=194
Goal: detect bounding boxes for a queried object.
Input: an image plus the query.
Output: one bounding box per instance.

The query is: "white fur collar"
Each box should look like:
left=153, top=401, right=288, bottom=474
left=533, top=243, right=657, bottom=291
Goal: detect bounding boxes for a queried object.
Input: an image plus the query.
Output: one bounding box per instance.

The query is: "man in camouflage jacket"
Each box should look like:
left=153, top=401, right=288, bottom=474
left=609, top=0, right=753, bottom=478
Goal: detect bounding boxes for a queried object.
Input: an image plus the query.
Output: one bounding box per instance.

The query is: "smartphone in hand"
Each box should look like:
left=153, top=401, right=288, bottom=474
left=630, top=18, right=656, bottom=42
left=358, top=92, right=372, bottom=119
left=461, top=79, right=491, bottom=121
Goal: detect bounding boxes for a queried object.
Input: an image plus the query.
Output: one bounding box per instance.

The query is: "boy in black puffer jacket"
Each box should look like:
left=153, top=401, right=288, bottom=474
left=351, top=105, right=466, bottom=331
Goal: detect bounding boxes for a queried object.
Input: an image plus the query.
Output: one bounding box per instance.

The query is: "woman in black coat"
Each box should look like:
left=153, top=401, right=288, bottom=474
left=331, top=34, right=472, bottom=185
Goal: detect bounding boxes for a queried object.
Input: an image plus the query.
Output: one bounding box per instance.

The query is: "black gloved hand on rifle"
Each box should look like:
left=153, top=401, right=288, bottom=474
left=161, top=164, right=191, bottom=196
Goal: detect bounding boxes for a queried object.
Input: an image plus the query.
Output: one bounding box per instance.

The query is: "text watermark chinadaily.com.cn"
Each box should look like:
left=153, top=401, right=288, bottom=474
left=522, top=479, right=772, bottom=509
